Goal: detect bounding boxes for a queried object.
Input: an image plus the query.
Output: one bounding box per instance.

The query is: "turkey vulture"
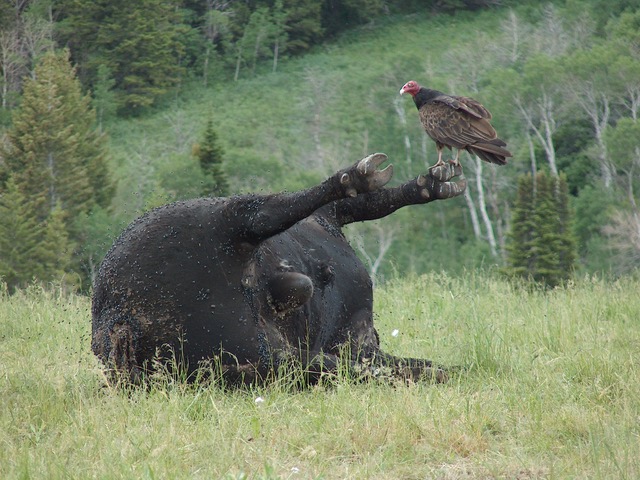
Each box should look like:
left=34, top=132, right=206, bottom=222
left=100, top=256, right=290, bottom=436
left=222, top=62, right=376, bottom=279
left=400, top=80, right=511, bottom=167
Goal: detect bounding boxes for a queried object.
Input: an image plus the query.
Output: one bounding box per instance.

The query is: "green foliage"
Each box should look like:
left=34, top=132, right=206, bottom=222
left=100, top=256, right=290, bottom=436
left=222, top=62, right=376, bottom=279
left=99, top=3, right=640, bottom=278
left=554, top=119, right=596, bottom=195
left=92, top=64, right=117, bottom=130
left=194, top=119, right=230, bottom=197
left=3, top=1, right=639, bottom=285
left=320, top=0, right=384, bottom=37
left=58, top=0, right=186, bottom=114
left=606, top=118, right=640, bottom=178
left=0, top=179, right=74, bottom=292
left=0, top=49, right=113, bottom=290
left=0, top=2, right=13, bottom=29
left=280, top=0, right=322, bottom=53
left=505, top=171, right=577, bottom=287
left=504, top=174, right=535, bottom=278
left=2, top=49, right=113, bottom=222
left=571, top=184, right=613, bottom=266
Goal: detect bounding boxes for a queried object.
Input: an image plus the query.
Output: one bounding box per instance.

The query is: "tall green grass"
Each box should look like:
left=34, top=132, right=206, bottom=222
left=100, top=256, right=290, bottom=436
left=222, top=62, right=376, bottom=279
left=1, top=273, right=639, bottom=479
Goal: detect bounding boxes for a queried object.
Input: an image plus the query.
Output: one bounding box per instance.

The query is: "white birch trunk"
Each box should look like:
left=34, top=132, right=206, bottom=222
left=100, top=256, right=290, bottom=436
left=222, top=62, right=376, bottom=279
left=351, top=223, right=395, bottom=287
left=473, top=156, right=498, bottom=257
left=515, top=93, right=558, bottom=177
left=463, top=187, right=482, bottom=240
left=393, top=96, right=412, bottom=166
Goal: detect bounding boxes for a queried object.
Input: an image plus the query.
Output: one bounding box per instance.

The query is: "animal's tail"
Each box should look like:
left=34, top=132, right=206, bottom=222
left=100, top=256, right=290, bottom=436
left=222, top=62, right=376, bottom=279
left=468, top=138, right=511, bottom=165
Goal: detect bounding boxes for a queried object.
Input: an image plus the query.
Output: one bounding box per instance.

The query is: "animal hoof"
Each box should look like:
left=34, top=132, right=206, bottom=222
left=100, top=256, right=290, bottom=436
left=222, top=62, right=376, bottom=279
left=436, top=178, right=467, bottom=199
left=358, top=153, right=393, bottom=190
left=341, top=153, right=393, bottom=196
left=357, top=152, right=387, bottom=174
left=428, top=163, right=452, bottom=182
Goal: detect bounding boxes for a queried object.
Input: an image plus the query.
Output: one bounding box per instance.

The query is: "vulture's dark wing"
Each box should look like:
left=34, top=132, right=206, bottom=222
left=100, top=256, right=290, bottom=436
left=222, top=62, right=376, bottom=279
left=433, top=94, right=493, bottom=120
left=419, top=95, right=498, bottom=149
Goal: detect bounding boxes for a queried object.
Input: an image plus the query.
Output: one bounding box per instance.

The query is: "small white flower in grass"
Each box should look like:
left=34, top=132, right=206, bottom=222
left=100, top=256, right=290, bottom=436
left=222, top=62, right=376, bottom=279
left=391, top=329, right=399, bottom=337
left=291, top=467, right=300, bottom=474
left=254, top=396, right=265, bottom=405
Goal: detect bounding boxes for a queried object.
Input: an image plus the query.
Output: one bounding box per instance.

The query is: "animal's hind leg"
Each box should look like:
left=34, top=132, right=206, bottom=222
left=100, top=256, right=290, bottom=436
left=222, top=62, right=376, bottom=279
left=374, top=351, right=449, bottom=383
left=93, top=311, right=142, bottom=385
left=332, top=161, right=466, bottom=227
left=242, top=153, right=393, bottom=242
left=107, top=322, right=141, bottom=383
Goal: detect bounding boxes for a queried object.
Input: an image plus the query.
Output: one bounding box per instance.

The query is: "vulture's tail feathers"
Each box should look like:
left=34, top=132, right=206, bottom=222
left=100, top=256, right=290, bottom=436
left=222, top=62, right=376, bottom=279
left=468, top=139, right=511, bottom=165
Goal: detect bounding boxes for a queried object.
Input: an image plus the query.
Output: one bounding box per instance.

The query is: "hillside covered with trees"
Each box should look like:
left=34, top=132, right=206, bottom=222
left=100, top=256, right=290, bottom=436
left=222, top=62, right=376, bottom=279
left=1, top=0, right=639, bottom=291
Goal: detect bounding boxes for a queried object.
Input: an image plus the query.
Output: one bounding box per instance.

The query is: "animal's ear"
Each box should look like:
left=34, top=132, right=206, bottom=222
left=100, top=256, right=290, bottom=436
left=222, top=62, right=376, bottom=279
left=268, top=271, right=313, bottom=313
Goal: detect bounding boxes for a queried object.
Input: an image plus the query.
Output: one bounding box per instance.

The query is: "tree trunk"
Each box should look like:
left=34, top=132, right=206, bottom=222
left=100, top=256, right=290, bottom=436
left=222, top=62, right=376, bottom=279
left=47, top=152, right=56, bottom=212
left=572, top=86, right=613, bottom=188
left=273, top=39, right=279, bottom=73
left=351, top=222, right=395, bottom=287
left=526, top=132, right=537, bottom=179
left=473, top=156, right=498, bottom=257
left=463, top=188, right=482, bottom=240
left=592, top=95, right=612, bottom=188
left=234, top=48, right=241, bottom=82
left=393, top=96, right=412, bottom=166
left=203, top=45, right=210, bottom=87
left=516, top=93, right=558, bottom=177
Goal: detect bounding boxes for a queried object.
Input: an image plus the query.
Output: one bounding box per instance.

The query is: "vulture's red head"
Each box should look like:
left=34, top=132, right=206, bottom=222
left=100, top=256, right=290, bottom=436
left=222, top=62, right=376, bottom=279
left=399, top=80, right=420, bottom=97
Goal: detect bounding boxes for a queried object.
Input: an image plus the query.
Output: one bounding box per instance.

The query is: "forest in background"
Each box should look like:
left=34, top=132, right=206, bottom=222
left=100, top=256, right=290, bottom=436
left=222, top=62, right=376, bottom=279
left=1, top=0, right=639, bottom=291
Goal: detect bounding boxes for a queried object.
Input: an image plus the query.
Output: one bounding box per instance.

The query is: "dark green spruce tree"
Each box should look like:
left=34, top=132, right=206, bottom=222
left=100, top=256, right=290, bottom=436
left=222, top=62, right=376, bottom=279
left=504, top=173, right=536, bottom=279
left=555, top=173, right=577, bottom=277
left=530, top=171, right=564, bottom=286
left=0, top=49, right=113, bottom=290
left=194, top=119, right=230, bottom=197
left=58, top=0, right=186, bottom=113
left=3, top=49, right=113, bottom=224
left=505, top=171, right=576, bottom=287
left=0, top=179, right=74, bottom=292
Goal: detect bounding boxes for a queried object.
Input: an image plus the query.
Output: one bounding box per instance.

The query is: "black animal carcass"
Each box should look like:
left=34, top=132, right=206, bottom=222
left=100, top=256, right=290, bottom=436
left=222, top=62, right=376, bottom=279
left=91, top=154, right=466, bottom=385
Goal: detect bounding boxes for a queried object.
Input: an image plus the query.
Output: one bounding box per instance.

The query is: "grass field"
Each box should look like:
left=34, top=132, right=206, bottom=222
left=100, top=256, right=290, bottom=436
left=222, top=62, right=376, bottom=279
left=1, top=272, right=639, bottom=479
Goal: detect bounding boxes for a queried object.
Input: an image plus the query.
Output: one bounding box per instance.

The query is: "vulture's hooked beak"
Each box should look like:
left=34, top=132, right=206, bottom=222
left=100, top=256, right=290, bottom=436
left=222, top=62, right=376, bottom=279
left=399, top=87, right=406, bottom=95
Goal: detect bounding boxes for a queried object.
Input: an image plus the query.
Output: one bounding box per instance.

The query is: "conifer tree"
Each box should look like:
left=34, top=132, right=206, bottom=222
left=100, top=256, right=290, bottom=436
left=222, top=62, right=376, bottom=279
left=504, top=173, right=535, bottom=278
left=59, top=0, right=185, bottom=113
left=555, top=173, right=577, bottom=276
left=2, top=49, right=113, bottom=225
left=0, top=49, right=113, bottom=290
left=530, top=171, right=563, bottom=286
left=37, top=204, right=75, bottom=285
left=505, top=171, right=576, bottom=287
left=0, top=178, right=73, bottom=291
left=0, top=178, right=40, bottom=289
left=194, top=119, right=230, bottom=197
